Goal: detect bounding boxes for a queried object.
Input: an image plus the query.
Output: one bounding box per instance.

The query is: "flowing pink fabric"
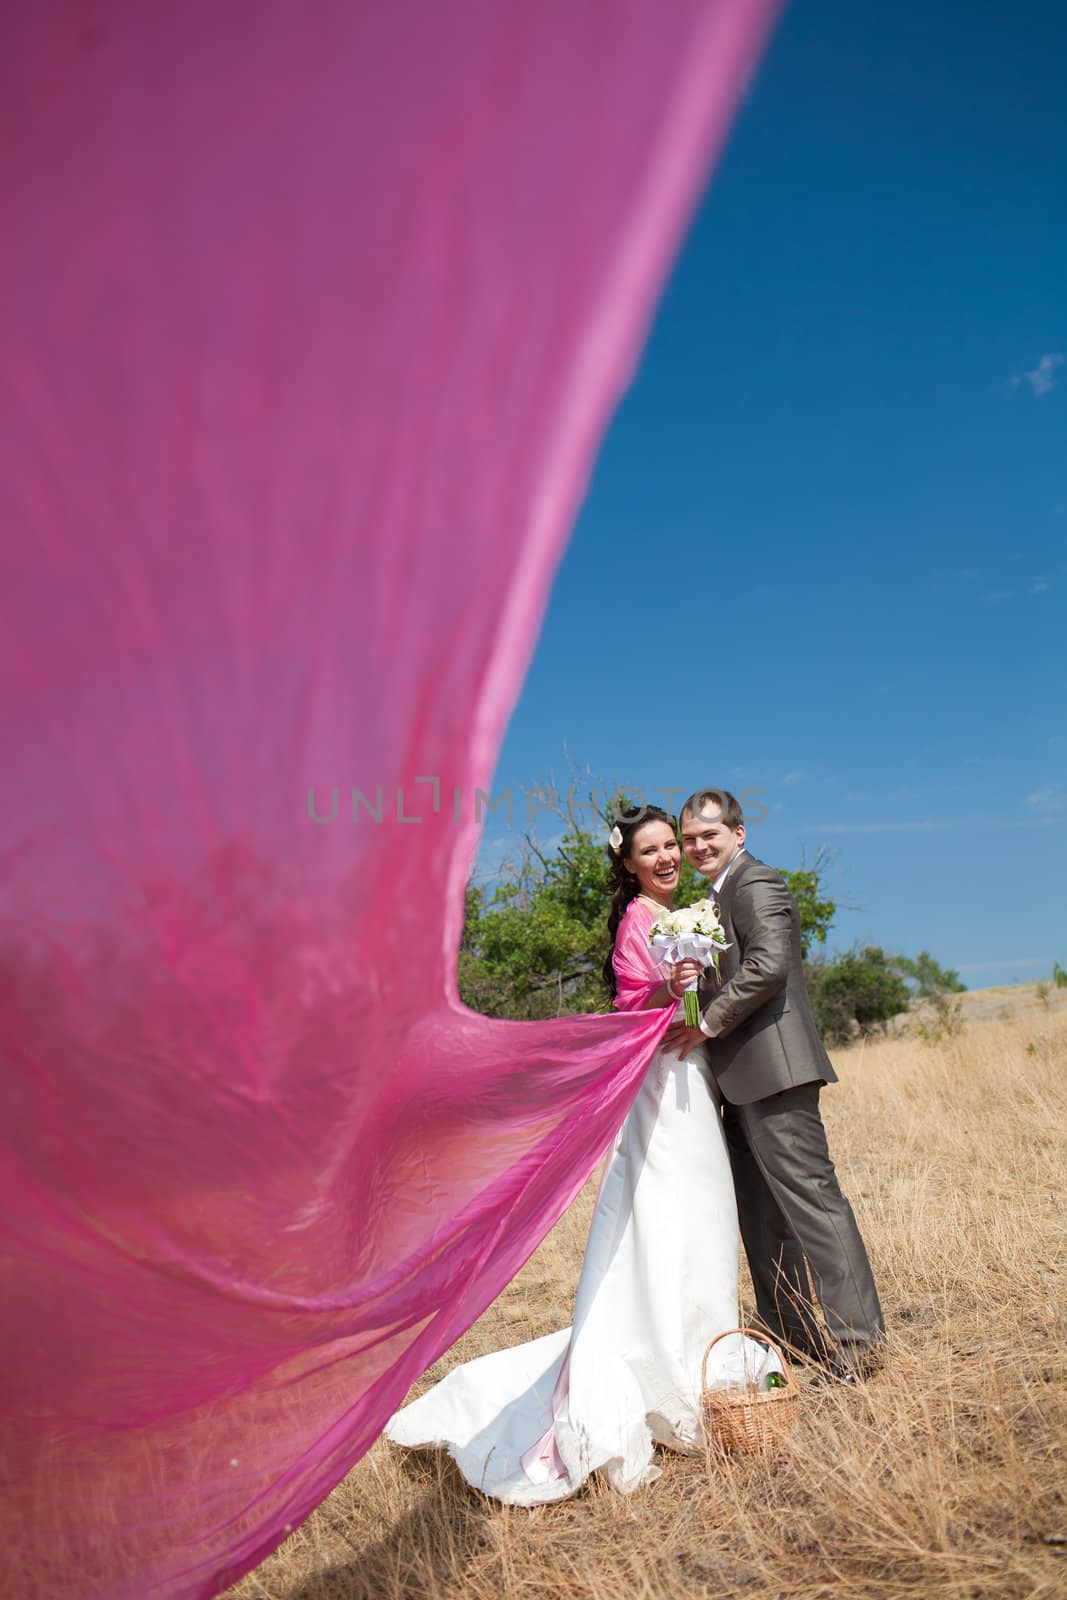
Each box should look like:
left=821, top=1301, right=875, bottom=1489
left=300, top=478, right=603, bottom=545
left=0, top=4, right=781, bottom=1596
left=612, top=899, right=671, bottom=1012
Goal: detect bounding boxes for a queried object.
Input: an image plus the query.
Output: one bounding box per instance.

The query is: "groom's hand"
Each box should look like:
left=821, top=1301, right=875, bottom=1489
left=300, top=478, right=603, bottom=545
left=664, top=1020, right=707, bottom=1056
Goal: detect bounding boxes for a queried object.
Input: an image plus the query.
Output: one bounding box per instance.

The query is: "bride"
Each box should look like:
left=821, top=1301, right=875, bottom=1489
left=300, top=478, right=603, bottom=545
left=385, top=806, right=779, bottom=1502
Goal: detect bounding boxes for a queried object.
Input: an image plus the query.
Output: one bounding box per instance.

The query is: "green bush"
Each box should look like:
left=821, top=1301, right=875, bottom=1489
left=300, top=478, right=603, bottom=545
left=807, top=946, right=912, bottom=1047
left=911, top=989, right=964, bottom=1044
left=890, top=950, right=966, bottom=996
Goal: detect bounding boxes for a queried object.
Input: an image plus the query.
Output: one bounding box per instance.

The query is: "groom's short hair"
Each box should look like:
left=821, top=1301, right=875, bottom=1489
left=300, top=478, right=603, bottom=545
left=680, top=788, right=744, bottom=830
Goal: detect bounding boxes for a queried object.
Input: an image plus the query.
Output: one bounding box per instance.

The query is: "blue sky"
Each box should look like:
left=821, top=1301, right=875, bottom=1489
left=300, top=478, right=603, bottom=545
left=480, top=0, right=1066, bottom=988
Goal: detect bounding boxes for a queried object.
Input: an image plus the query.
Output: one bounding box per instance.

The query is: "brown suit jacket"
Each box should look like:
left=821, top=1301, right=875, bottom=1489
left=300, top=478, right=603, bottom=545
left=697, top=850, right=837, bottom=1105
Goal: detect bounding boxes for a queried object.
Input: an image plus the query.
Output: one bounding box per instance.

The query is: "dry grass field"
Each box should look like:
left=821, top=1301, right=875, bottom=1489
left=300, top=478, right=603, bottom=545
left=230, top=996, right=1066, bottom=1600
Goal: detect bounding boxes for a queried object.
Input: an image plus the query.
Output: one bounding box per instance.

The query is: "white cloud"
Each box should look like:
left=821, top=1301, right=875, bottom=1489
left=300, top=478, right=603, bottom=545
left=780, top=769, right=808, bottom=786
left=956, top=957, right=1051, bottom=974
left=1012, top=352, right=1064, bottom=397
left=1025, top=786, right=1063, bottom=816
left=984, top=581, right=1051, bottom=600
left=802, top=819, right=953, bottom=835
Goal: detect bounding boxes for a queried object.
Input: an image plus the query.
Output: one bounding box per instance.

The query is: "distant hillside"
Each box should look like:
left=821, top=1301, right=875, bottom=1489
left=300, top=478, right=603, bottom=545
left=922, top=980, right=1067, bottom=1027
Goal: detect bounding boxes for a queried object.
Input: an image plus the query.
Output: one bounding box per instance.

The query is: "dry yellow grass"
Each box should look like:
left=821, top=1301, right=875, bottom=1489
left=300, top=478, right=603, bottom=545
left=230, top=1006, right=1066, bottom=1600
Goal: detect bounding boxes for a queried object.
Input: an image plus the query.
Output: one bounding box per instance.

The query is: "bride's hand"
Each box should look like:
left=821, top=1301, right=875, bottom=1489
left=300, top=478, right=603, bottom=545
left=664, top=1020, right=707, bottom=1056
left=669, top=959, right=704, bottom=987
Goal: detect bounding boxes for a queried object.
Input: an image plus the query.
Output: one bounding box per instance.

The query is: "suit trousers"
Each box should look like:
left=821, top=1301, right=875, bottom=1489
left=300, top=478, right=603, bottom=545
left=721, top=1081, right=884, bottom=1362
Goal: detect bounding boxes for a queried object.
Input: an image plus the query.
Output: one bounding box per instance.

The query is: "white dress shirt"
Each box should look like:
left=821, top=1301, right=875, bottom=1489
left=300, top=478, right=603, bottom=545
left=710, top=846, right=745, bottom=897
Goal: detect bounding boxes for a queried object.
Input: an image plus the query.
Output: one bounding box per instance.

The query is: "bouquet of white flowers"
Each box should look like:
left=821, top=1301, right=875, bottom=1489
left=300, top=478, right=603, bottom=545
left=647, top=899, right=730, bottom=1027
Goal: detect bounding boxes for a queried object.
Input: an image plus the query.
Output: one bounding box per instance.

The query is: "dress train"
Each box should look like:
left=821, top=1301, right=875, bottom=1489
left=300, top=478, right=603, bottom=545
left=386, top=1041, right=779, bottom=1503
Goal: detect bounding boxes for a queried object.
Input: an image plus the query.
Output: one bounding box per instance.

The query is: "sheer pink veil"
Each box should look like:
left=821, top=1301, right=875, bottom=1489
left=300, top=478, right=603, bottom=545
left=0, top=4, right=781, bottom=1595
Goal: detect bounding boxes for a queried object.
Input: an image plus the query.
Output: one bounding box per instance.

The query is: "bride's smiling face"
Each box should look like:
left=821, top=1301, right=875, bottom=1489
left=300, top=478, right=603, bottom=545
left=625, top=820, right=681, bottom=901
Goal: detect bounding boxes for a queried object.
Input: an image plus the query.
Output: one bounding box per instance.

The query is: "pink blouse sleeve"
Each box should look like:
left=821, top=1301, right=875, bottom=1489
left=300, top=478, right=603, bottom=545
left=612, top=902, right=667, bottom=1012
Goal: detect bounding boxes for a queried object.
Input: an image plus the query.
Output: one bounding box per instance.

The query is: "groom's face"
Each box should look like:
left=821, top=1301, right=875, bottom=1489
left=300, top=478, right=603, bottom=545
left=680, top=809, right=745, bottom=879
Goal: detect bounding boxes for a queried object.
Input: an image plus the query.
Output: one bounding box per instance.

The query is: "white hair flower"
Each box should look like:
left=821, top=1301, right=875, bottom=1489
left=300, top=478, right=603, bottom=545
left=608, top=824, right=623, bottom=853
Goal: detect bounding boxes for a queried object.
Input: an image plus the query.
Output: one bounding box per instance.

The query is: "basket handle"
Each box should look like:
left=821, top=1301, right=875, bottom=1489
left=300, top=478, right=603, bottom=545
left=700, top=1326, right=792, bottom=1392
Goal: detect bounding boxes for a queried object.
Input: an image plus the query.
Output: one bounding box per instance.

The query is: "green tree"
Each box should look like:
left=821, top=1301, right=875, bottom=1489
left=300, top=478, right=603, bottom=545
left=891, top=950, right=966, bottom=996
left=457, top=822, right=610, bottom=1019
left=778, top=864, right=837, bottom=958
left=806, top=946, right=912, bottom=1046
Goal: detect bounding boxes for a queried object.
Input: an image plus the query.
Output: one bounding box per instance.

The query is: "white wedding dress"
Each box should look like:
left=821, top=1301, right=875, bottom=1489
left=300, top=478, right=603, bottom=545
left=385, top=899, right=780, bottom=1503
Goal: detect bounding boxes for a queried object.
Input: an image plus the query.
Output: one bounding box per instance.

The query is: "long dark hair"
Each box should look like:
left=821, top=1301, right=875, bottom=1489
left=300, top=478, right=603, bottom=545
left=602, top=804, right=677, bottom=998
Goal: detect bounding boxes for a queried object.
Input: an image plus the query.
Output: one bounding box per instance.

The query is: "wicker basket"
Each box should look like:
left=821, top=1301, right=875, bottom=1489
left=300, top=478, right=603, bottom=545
left=700, top=1327, right=799, bottom=1454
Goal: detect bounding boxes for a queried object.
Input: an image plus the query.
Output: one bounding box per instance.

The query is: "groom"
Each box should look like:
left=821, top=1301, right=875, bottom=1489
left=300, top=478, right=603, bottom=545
left=665, top=788, right=884, bottom=1383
